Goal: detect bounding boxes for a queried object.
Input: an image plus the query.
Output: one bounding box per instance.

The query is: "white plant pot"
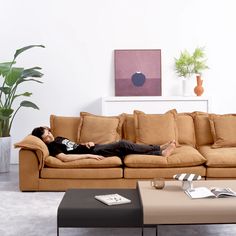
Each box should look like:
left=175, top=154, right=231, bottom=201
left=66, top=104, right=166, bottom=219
left=0, top=136, right=11, bottom=173
left=182, top=77, right=195, bottom=96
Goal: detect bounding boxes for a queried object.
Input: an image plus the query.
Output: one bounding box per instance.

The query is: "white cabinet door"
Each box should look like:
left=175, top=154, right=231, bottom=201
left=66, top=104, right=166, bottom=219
left=101, top=96, right=210, bottom=115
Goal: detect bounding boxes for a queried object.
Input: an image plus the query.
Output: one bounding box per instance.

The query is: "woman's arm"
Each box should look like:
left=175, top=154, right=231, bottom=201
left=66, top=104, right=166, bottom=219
left=56, top=153, right=104, bottom=162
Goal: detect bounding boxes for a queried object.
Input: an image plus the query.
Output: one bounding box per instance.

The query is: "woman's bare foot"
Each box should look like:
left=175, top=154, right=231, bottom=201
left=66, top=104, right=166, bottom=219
left=161, top=142, right=176, bottom=157
left=160, top=140, right=176, bottom=151
left=160, top=141, right=171, bottom=150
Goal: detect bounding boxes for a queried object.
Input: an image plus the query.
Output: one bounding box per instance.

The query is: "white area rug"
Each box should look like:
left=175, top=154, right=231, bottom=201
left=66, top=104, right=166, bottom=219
left=1, top=187, right=236, bottom=236
left=0, top=191, right=64, bottom=236
left=0, top=188, right=142, bottom=236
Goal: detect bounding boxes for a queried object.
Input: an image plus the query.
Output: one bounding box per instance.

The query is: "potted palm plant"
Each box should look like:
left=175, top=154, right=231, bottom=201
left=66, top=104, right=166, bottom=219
left=175, top=47, right=209, bottom=96
left=0, top=45, right=45, bottom=172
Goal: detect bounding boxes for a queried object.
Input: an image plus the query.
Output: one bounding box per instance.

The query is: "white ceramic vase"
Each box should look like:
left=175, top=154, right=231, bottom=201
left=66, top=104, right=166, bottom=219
left=0, top=136, right=11, bottom=173
left=182, top=76, right=195, bottom=96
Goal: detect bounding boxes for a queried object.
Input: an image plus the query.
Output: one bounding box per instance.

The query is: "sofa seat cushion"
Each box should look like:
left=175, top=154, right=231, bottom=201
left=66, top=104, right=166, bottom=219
left=44, top=156, right=122, bottom=168
left=207, top=168, right=236, bottom=178
left=41, top=167, right=123, bottom=179
left=198, top=145, right=236, bottom=167
left=124, top=145, right=206, bottom=168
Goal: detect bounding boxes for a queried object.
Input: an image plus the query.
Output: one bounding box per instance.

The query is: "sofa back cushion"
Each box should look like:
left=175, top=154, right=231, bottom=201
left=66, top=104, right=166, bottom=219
left=123, top=112, right=195, bottom=146
left=133, top=110, right=178, bottom=145
left=50, top=115, right=81, bottom=142
left=176, top=113, right=196, bottom=147
left=209, top=114, right=236, bottom=148
left=122, top=114, right=136, bottom=142
left=77, top=112, right=125, bottom=144
left=193, top=112, right=213, bottom=146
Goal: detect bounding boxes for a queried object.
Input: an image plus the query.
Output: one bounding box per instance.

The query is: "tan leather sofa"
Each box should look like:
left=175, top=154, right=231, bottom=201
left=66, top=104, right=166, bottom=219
left=15, top=111, right=236, bottom=191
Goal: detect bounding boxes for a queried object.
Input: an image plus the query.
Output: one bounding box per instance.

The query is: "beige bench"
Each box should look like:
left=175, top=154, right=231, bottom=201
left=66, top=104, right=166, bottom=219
left=138, top=180, right=236, bottom=234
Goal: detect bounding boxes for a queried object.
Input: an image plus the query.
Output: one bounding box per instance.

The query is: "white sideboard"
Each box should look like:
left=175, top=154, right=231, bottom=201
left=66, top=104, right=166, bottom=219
left=101, top=96, right=210, bottom=115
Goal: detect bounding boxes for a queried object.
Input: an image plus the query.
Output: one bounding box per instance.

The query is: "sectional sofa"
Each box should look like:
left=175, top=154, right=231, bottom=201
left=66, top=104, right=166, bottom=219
left=15, top=110, right=236, bottom=191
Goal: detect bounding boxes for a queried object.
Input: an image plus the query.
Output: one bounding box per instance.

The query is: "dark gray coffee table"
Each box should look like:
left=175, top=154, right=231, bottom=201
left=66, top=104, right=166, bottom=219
left=57, top=188, right=143, bottom=236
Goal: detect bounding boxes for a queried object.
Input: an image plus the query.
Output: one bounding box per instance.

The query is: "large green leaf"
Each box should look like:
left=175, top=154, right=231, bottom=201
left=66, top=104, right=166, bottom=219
left=0, top=62, right=12, bottom=67
left=21, top=92, right=32, bottom=97
left=14, top=45, right=45, bottom=60
left=20, top=101, right=39, bottom=109
left=0, top=87, right=11, bottom=94
left=21, top=68, right=43, bottom=79
left=17, top=78, right=43, bottom=85
left=26, top=67, right=42, bottom=70
left=0, top=62, right=14, bottom=77
left=0, top=108, right=14, bottom=120
left=5, top=67, right=24, bottom=86
left=14, top=92, right=32, bottom=99
left=0, top=62, right=13, bottom=68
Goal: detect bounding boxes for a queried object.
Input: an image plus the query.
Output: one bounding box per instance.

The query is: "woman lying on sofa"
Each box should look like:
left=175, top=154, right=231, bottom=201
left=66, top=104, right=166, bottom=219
left=31, top=126, right=176, bottom=162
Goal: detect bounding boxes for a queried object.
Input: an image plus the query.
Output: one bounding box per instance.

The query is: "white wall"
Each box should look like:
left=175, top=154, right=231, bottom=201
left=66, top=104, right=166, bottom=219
left=1, top=0, right=236, bottom=163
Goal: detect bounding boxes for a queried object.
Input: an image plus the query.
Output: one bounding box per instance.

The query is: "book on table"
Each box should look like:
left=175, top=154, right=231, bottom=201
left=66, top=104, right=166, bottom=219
left=185, top=187, right=236, bottom=199
left=94, top=193, right=131, bottom=205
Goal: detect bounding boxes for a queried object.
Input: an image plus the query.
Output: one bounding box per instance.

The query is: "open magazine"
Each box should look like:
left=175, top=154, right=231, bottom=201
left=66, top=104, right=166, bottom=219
left=94, top=193, right=131, bottom=205
left=185, top=187, right=236, bottom=199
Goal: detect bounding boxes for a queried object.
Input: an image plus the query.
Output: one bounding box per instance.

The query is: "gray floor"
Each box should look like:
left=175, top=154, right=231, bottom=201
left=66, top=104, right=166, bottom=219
left=1, top=165, right=236, bottom=236
left=0, top=164, right=18, bottom=182
left=0, top=164, right=19, bottom=191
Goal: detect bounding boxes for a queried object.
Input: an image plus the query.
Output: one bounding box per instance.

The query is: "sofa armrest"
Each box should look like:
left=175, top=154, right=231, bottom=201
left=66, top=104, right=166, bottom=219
left=19, top=149, right=40, bottom=191
left=14, top=135, right=49, bottom=170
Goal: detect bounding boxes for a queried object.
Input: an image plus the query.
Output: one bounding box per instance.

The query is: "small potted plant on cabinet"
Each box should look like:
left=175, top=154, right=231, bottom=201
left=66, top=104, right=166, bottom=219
left=175, top=47, right=209, bottom=96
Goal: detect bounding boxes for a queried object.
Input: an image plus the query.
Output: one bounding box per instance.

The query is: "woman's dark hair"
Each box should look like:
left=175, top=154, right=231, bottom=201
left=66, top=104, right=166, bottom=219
left=31, top=126, right=50, bottom=140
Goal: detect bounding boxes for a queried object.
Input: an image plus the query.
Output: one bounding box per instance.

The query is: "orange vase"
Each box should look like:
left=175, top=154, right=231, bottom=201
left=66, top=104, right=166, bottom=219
left=194, top=75, right=204, bottom=96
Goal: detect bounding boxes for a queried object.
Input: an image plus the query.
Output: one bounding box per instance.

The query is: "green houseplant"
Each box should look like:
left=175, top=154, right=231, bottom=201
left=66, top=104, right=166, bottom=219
left=0, top=44, right=44, bottom=172
left=175, top=47, right=209, bottom=78
left=0, top=45, right=45, bottom=137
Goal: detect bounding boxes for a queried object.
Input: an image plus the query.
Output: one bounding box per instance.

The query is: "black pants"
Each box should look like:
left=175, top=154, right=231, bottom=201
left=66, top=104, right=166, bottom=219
left=92, top=140, right=161, bottom=158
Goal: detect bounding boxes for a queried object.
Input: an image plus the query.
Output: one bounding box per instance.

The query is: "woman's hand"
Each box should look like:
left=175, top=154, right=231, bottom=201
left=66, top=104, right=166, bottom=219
left=83, top=142, right=95, bottom=149
left=88, top=154, right=104, bottom=160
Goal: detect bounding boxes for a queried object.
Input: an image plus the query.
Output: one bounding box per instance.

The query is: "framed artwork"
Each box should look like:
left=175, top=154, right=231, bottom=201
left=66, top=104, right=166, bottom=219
left=114, top=49, right=162, bottom=96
